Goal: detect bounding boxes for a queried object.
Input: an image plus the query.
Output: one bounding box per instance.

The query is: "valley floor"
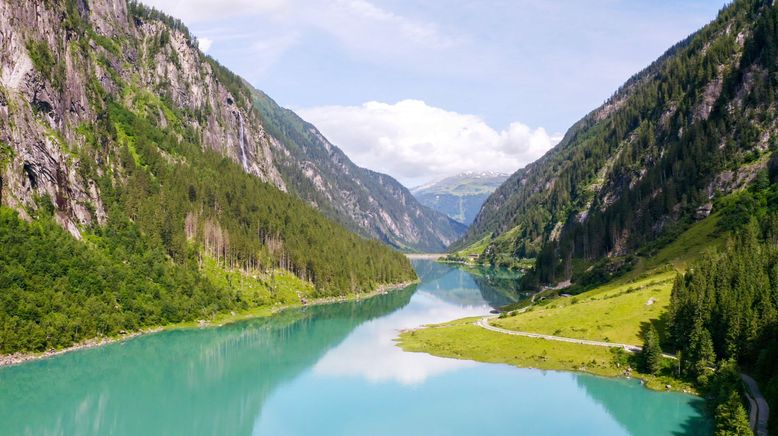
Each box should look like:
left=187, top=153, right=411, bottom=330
left=398, top=212, right=726, bottom=394
left=396, top=268, right=695, bottom=394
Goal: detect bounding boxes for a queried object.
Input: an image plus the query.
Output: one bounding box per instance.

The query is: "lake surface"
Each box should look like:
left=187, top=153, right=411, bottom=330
left=0, top=260, right=709, bottom=435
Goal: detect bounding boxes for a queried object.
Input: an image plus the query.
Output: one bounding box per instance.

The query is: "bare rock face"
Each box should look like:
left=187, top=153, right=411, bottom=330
left=0, top=0, right=460, bottom=252
left=0, top=0, right=285, bottom=237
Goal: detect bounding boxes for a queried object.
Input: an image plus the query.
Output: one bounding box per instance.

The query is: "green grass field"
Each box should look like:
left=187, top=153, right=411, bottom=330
left=397, top=317, right=693, bottom=392
left=396, top=214, right=725, bottom=393
left=493, top=270, right=676, bottom=344
left=636, top=213, right=722, bottom=273
left=492, top=213, right=724, bottom=344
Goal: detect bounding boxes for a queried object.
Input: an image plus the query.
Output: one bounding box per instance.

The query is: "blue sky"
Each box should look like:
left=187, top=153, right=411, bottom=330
left=144, top=0, right=728, bottom=186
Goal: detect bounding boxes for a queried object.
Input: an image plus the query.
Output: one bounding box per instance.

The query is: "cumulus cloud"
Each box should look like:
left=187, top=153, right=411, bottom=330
left=297, top=100, right=561, bottom=186
left=197, top=37, right=212, bottom=52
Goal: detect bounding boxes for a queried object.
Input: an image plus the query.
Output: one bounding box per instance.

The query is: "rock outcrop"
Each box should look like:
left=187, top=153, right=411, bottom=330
left=0, top=0, right=462, bottom=250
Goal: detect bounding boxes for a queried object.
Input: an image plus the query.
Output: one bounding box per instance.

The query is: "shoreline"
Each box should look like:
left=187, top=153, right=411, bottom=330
left=405, top=253, right=446, bottom=260
left=0, top=279, right=417, bottom=369
left=396, top=317, right=697, bottom=395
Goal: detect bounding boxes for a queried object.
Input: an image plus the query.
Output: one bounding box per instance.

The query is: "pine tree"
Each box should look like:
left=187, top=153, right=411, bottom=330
left=684, top=318, right=716, bottom=382
left=714, top=391, right=753, bottom=436
left=640, top=325, right=662, bottom=374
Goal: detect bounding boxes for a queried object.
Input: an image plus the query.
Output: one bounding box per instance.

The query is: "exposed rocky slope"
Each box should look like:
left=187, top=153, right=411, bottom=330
left=0, top=0, right=418, bottom=354
left=0, top=0, right=461, bottom=252
left=252, top=90, right=466, bottom=252
left=411, top=171, right=508, bottom=226
left=458, top=0, right=778, bottom=284
left=0, top=0, right=420, bottom=287
left=0, top=0, right=283, bottom=236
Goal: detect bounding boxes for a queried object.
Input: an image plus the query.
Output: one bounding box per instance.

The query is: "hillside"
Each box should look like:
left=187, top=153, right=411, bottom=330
left=457, top=0, right=778, bottom=286
left=0, top=0, right=417, bottom=353
left=251, top=90, right=466, bottom=252
left=411, top=172, right=508, bottom=226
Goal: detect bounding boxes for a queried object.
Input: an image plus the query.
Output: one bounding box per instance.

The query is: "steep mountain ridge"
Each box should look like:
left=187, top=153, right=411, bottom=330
left=411, top=172, right=509, bottom=225
left=0, top=0, right=285, bottom=236
left=0, top=0, right=461, bottom=253
left=0, top=0, right=418, bottom=353
left=459, top=0, right=778, bottom=284
left=251, top=90, right=466, bottom=252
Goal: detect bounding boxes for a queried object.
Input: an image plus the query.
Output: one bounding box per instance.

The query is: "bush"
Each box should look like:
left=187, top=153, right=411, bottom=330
left=26, top=39, right=63, bottom=90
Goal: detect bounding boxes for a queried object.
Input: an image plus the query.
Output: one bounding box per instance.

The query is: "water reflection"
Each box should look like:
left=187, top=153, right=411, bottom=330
left=312, top=260, right=523, bottom=385
left=0, top=287, right=415, bottom=436
left=413, top=260, right=525, bottom=308
left=575, top=374, right=711, bottom=435
left=0, top=260, right=706, bottom=436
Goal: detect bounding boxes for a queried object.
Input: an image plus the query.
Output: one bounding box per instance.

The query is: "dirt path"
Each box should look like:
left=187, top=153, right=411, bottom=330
left=474, top=316, right=678, bottom=358
left=474, top=317, right=642, bottom=352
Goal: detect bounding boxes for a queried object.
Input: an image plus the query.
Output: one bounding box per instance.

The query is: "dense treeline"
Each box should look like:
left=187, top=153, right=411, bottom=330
left=462, top=0, right=778, bottom=289
left=0, top=207, right=240, bottom=353
left=0, top=98, right=416, bottom=353
left=668, top=220, right=778, bottom=434
left=104, top=102, right=414, bottom=293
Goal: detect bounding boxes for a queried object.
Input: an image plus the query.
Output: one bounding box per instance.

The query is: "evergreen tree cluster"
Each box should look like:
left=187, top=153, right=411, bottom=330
left=459, top=0, right=778, bottom=290
left=668, top=221, right=778, bottom=434
left=639, top=325, right=662, bottom=375
left=103, top=102, right=414, bottom=294
left=0, top=98, right=415, bottom=354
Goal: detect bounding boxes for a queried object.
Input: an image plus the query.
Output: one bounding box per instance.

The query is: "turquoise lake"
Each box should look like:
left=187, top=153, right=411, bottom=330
left=0, top=260, right=709, bottom=435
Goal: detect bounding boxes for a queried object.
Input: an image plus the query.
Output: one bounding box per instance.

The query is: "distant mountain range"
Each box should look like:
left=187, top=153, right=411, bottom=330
left=411, top=172, right=509, bottom=226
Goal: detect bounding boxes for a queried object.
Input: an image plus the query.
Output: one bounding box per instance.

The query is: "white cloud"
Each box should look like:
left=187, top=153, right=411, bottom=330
left=197, top=37, right=212, bottom=52
left=297, top=100, right=561, bottom=186
left=320, top=0, right=458, bottom=54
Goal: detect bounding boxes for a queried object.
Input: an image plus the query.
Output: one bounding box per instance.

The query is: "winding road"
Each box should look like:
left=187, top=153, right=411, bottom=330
left=741, top=373, right=770, bottom=436
left=474, top=316, right=769, bottom=433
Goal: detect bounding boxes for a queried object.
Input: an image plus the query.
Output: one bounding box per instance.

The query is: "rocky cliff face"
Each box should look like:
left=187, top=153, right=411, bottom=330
left=0, top=0, right=284, bottom=237
left=0, top=0, right=460, bottom=251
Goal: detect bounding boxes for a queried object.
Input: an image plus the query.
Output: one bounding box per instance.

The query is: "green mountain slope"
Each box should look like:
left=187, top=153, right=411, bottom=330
left=458, top=0, right=778, bottom=286
left=411, top=172, right=508, bottom=225
left=0, top=0, right=415, bottom=353
left=251, top=90, right=466, bottom=252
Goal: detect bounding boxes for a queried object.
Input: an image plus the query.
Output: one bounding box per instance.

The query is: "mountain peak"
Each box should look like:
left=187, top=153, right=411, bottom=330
left=411, top=172, right=510, bottom=225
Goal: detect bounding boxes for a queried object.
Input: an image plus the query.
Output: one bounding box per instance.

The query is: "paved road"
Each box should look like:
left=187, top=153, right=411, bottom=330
left=475, top=316, right=769, bottom=433
left=741, top=373, right=770, bottom=436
